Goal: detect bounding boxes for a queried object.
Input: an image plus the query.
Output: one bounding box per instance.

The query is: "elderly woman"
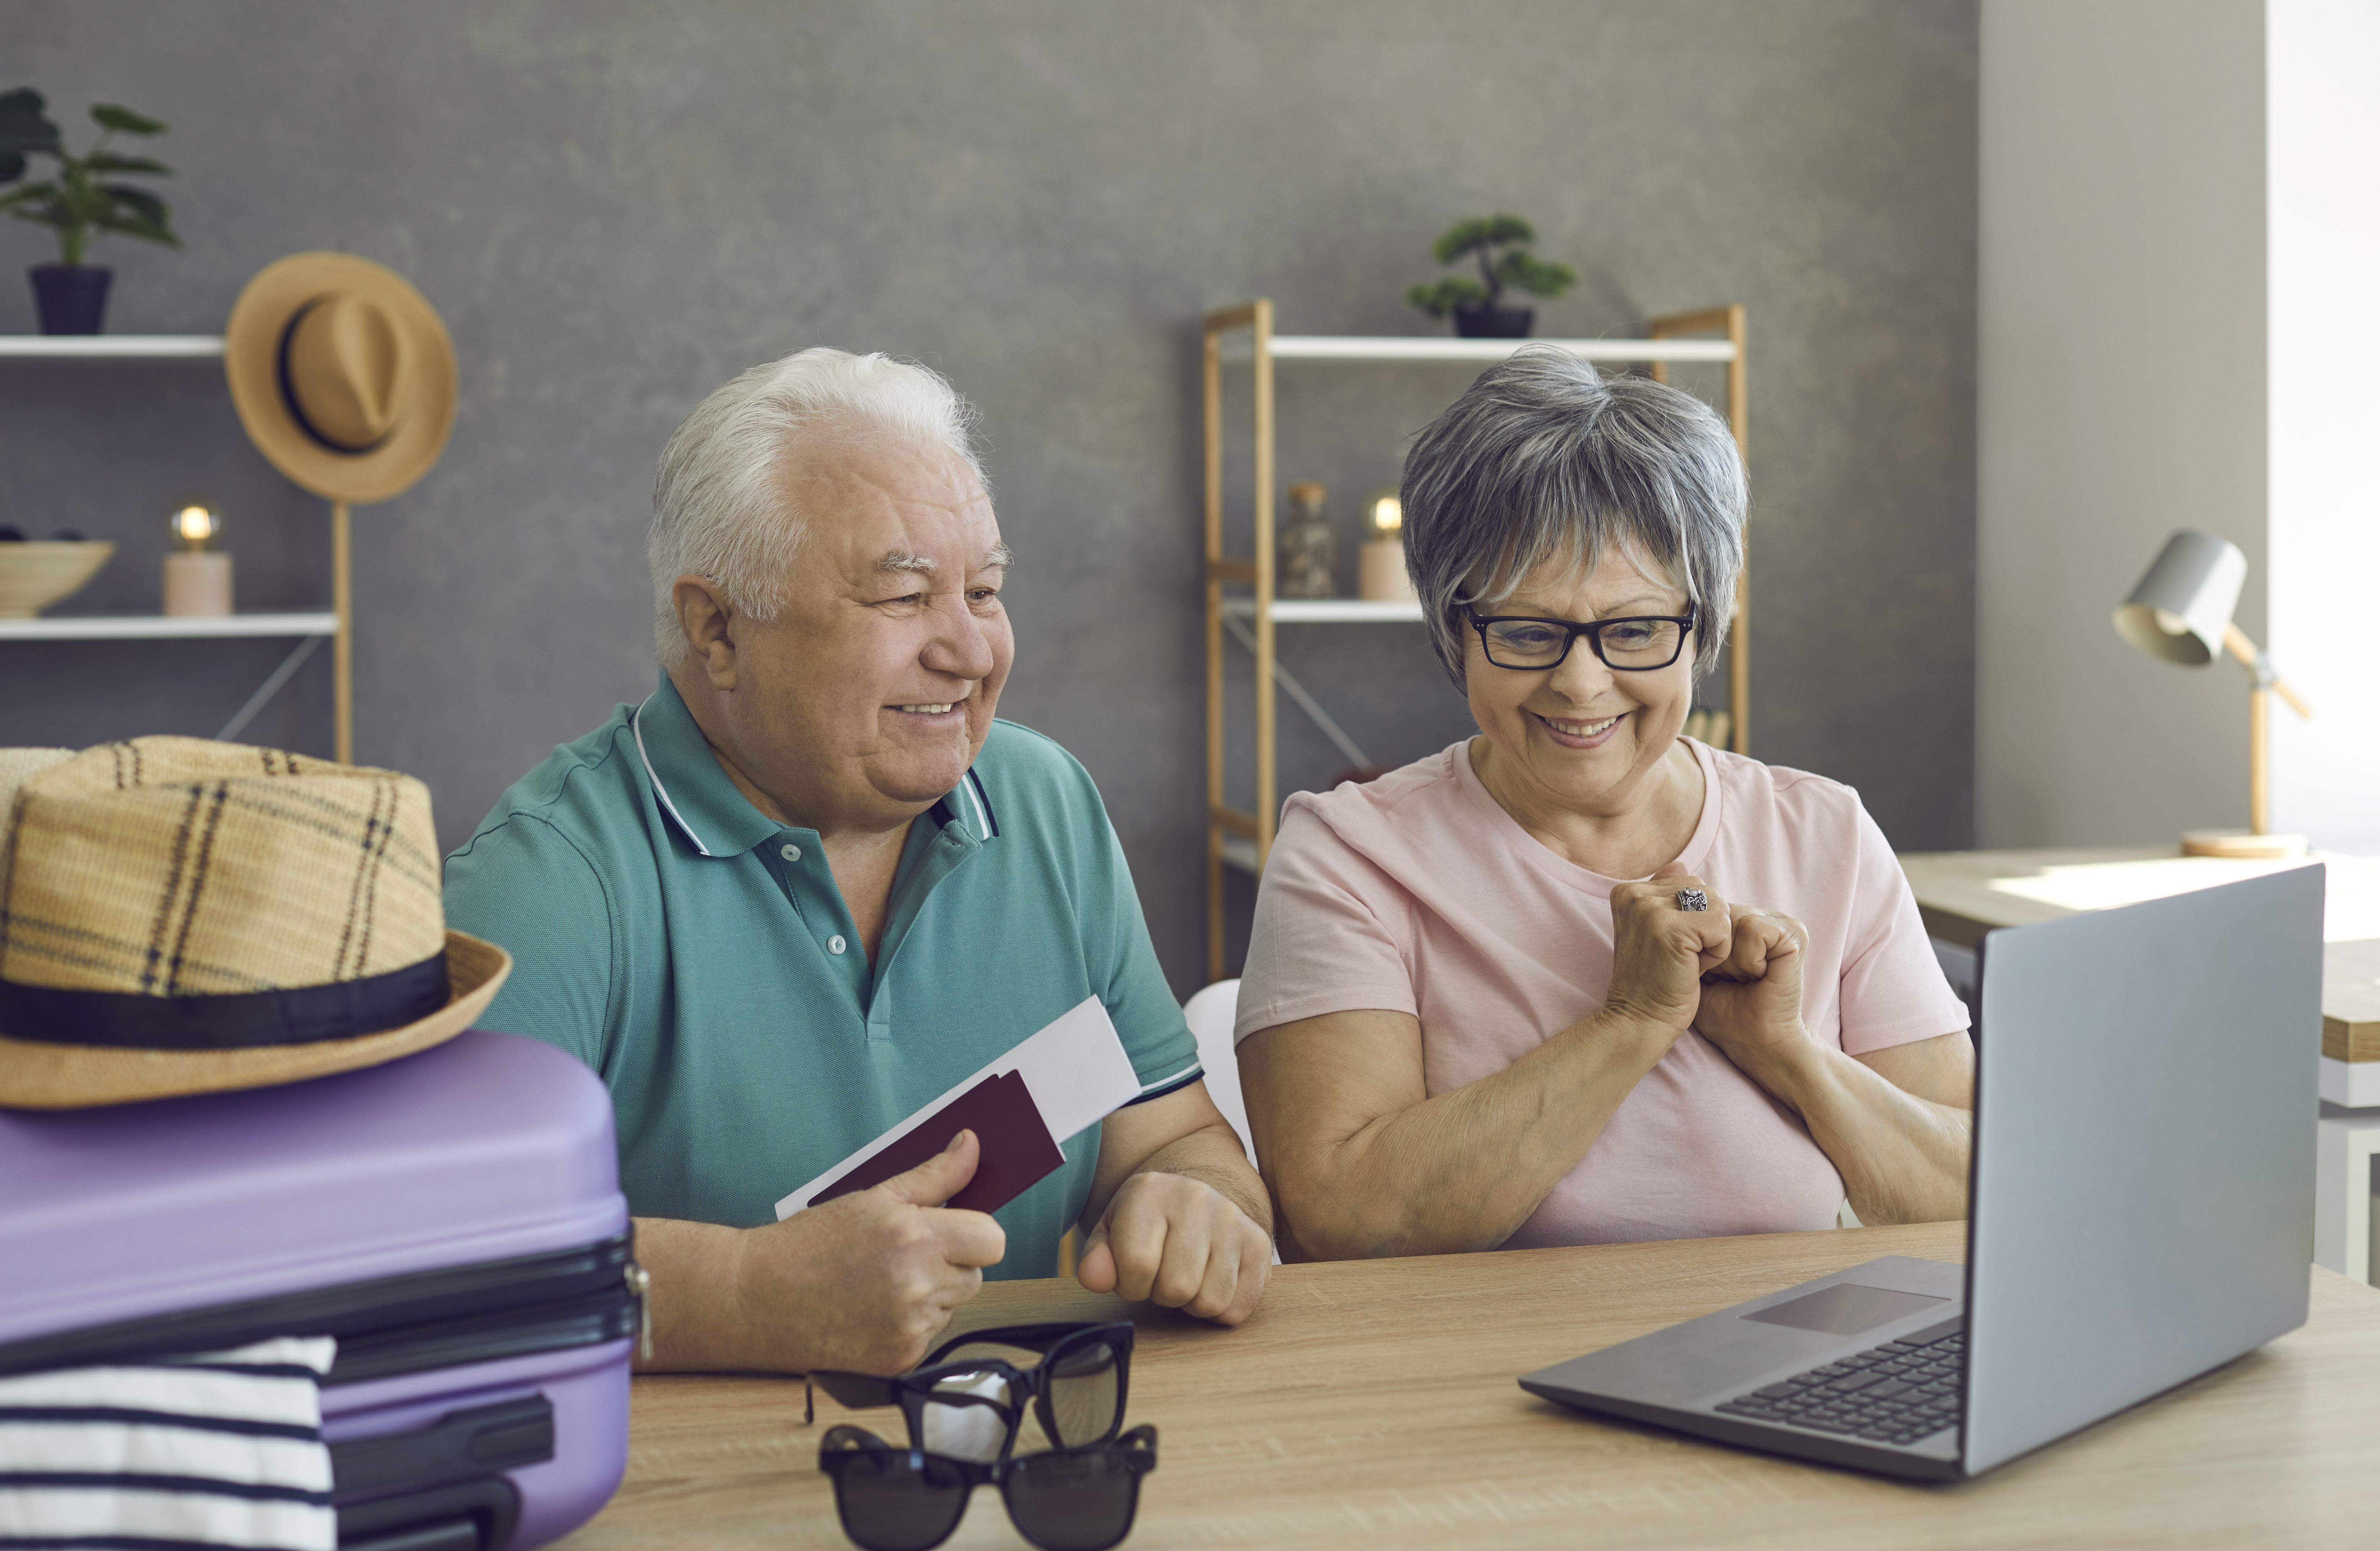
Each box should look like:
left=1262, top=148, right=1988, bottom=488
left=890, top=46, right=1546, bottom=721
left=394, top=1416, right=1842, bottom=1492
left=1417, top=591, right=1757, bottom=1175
left=1235, top=348, right=1972, bottom=1260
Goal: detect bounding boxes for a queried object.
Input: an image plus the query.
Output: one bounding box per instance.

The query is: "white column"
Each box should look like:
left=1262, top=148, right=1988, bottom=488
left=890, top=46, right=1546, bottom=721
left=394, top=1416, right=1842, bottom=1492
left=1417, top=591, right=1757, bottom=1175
left=2266, top=0, right=2380, bottom=852
left=1977, top=0, right=2268, bottom=847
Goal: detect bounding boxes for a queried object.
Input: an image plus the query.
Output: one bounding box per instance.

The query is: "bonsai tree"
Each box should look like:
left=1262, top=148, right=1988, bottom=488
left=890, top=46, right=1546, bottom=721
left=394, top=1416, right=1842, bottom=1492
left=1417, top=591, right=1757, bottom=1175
left=1407, top=214, right=1576, bottom=322
left=0, top=88, right=179, bottom=266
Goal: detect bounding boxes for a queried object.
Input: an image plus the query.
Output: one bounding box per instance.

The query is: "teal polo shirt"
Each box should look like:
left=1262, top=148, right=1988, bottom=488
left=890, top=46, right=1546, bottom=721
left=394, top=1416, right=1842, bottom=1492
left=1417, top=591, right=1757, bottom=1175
left=442, top=676, right=1202, bottom=1279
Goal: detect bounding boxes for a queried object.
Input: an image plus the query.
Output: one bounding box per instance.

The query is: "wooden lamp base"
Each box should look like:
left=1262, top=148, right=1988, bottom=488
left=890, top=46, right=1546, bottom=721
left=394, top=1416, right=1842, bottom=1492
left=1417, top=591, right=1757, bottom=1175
left=2181, top=829, right=2308, bottom=860
left=2201, top=634, right=2315, bottom=864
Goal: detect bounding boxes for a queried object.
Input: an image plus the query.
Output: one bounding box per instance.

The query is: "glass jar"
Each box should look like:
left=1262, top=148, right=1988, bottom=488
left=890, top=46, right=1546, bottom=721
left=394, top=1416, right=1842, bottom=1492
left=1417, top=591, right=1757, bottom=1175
left=1278, top=481, right=1336, bottom=599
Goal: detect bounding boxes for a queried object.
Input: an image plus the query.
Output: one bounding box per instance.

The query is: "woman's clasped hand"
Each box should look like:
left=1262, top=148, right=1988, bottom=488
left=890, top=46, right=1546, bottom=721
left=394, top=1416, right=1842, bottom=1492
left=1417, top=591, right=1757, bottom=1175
left=1605, top=868, right=1818, bottom=1076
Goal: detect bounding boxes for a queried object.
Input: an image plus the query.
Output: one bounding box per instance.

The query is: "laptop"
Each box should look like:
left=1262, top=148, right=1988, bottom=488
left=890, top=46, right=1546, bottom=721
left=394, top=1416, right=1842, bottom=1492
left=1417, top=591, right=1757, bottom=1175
left=1518, top=865, right=2323, bottom=1480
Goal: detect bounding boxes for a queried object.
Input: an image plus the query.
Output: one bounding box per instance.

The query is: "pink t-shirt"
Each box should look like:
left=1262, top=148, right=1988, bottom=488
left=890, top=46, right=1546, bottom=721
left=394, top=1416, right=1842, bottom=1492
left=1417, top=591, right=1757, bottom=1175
left=1235, top=738, right=1968, bottom=1248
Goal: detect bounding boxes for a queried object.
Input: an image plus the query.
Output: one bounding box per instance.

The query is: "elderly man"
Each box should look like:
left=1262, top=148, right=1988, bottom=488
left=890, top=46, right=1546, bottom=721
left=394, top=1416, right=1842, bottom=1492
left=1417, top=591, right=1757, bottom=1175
left=445, top=348, right=1270, bottom=1375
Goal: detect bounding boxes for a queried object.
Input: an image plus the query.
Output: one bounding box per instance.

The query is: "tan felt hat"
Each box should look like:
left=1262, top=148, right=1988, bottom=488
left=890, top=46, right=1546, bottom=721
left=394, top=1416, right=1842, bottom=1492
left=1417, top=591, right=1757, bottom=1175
left=223, top=252, right=458, bottom=504
left=0, top=738, right=509, bottom=1110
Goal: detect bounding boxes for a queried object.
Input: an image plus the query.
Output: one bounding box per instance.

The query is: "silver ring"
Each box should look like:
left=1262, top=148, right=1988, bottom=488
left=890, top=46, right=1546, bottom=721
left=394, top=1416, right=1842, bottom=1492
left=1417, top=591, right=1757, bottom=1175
left=1674, top=888, right=1709, bottom=913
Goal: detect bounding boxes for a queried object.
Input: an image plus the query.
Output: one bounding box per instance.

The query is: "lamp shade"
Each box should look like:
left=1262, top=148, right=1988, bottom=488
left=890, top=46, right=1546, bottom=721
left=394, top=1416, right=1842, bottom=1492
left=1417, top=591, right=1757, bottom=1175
left=2112, top=530, right=2248, bottom=666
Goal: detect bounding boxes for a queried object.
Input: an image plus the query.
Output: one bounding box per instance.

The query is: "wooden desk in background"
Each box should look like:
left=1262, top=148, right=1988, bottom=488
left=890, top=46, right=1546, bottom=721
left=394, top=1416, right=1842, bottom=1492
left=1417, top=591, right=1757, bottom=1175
left=1898, top=843, right=2380, bottom=957
left=569, top=1225, right=2380, bottom=1551
left=1899, top=846, right=2380, bottom=1284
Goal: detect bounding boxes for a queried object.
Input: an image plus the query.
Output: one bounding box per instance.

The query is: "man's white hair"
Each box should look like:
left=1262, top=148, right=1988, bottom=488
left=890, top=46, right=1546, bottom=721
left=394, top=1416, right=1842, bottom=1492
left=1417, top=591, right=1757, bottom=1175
left=648, top=347, right=983, bottom=664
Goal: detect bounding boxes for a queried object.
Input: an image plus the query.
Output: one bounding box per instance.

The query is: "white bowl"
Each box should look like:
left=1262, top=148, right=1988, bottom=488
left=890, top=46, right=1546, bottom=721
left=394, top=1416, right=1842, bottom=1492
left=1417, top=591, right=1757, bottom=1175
left=0, top=541, right=116, bottom=618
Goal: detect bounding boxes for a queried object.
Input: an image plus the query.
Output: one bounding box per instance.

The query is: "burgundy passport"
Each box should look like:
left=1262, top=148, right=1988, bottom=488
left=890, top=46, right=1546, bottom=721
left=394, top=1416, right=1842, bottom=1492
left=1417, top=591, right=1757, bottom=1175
left=805, top=1069, right=1066, bottom=1215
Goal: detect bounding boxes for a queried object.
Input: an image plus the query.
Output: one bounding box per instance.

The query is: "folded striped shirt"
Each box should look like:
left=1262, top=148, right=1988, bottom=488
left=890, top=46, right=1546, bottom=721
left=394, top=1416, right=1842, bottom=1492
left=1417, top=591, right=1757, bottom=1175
left=0, top=1335, right=336, bottom=1551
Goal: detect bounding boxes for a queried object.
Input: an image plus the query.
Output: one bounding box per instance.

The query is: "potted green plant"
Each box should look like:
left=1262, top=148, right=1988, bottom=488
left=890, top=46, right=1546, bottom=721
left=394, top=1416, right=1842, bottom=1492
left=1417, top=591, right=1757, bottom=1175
left=0, top=87, right=179, bottom=335
left=1406, top=215, right=1577, bottom=339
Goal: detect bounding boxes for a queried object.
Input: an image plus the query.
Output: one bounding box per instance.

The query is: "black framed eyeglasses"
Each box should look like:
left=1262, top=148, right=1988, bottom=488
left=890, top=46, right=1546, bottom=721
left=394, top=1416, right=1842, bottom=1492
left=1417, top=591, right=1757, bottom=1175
left=1465, top=604, right=1697, bottom=672
left=807, top=1323, right=1134, bottom=1460
left=819, top=1423, right=1158, bottom=1551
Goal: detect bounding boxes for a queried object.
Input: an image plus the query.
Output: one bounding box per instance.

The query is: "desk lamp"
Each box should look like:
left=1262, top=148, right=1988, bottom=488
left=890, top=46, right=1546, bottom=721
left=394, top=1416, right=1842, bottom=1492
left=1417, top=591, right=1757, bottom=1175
left=2112, top=529, right=2313, bottom=858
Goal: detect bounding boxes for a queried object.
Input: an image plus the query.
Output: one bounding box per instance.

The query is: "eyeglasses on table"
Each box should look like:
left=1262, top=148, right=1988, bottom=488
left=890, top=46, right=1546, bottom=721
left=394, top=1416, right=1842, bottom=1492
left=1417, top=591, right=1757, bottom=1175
left=818, top=1422, right=1158, bottom=1551
left=807, top=1322, right=1135, bottom=1460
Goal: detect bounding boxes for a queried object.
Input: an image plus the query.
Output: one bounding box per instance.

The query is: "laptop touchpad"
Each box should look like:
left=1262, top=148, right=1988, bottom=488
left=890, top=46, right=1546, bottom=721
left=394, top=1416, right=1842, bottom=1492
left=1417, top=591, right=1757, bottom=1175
left=1742, top=1284, right=1948, bottom=1336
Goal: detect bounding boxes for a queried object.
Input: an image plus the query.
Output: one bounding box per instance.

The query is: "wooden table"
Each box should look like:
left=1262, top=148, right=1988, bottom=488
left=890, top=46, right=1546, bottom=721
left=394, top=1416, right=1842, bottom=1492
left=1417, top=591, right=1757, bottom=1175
left=567, top=1224, right=2380, bottom=1550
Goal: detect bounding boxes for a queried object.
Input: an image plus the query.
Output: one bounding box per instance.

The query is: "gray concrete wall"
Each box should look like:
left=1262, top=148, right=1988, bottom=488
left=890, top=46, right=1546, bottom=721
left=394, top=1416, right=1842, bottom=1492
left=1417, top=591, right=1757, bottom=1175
left=0, top=0, right=1976, bottom=994
left=1977, top=0, right=2268, bottom=850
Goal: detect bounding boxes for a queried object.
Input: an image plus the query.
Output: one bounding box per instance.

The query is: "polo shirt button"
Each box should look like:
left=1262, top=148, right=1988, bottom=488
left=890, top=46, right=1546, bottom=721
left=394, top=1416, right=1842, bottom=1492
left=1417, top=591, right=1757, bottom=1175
left=780, top=843, right=802, bottom=861
left=828, top=934, right=847, bottom=955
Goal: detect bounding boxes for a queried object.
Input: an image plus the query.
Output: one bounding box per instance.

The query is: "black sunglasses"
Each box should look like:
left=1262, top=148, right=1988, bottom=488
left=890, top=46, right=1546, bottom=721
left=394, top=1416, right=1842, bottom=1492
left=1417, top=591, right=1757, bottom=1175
left=807, top=1323, right=1135, bottom=1458
left=819, top=1422, right=1158, bottom=1551
left=1465, top=604, right=1697, bottom=672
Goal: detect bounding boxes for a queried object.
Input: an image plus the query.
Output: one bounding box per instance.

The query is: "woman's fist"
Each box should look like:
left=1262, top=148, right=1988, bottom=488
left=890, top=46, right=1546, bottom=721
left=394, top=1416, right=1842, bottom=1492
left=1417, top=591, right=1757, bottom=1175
left=1693, top=907, right=1812, bottom=1066
left=1604, top=866, right=1735, bottom=1035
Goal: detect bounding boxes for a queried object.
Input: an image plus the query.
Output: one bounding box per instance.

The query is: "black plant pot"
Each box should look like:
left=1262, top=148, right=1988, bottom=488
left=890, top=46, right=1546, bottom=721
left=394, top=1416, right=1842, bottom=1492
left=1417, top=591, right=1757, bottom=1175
left=31, top=264, right=113, bottom=336
left=1453, top=305, right=1533, bottom=339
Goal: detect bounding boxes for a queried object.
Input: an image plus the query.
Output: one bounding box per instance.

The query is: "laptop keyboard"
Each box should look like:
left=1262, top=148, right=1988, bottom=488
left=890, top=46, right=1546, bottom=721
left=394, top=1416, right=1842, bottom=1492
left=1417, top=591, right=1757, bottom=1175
left=1712, top=1324, right=1964, bottom=1446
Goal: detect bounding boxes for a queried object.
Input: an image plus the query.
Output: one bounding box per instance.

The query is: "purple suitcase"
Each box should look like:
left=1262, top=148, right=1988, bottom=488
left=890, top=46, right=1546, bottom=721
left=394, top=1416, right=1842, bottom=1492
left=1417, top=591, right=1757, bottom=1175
left=0, top=1029, right=640, bottom=1551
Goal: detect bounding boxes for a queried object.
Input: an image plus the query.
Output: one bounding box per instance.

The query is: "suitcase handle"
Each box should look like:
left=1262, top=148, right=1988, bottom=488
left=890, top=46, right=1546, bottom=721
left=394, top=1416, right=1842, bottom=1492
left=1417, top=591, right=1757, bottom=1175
left=333, top=1394, right=552, bottom=1551
left=337, top=1477, right=519, bottom=1551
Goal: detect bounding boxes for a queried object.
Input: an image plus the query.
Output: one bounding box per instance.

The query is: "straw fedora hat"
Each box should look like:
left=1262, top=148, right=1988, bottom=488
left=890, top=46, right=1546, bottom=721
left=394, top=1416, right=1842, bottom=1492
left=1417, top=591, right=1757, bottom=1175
left=0, top=738, right=509, bottom=1109
left=223, top=252, right=457, bottom=504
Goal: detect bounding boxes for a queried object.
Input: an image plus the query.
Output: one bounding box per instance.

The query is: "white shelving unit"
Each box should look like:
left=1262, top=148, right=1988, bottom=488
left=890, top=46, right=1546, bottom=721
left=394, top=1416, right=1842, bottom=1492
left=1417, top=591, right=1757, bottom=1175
left=0, top=612, right=337, bottom=641
left=1231, top=335, right=1740, bottom=364
left=0, top=613, right=338, bottom=744
left=1200, top=302, right=1749, bottom=978
left=1220, top=597, right=1424, bottom=624
left=0, top=335, right=225, bottom=358
left=1, top=335, right=342, bottom=747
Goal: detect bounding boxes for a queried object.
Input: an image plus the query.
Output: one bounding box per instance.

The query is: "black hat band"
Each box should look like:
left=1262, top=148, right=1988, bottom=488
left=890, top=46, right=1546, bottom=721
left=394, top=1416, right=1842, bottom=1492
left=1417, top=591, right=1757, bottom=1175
left=0, top=947, right=450, bottom=1051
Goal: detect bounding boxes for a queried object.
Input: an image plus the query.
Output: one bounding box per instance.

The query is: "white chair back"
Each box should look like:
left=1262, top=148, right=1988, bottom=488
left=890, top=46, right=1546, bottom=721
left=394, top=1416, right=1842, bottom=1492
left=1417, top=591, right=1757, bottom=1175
left=1181, top=978, right=1253, bottom=1166
left=1180, top=977, right=1281, bottom=1266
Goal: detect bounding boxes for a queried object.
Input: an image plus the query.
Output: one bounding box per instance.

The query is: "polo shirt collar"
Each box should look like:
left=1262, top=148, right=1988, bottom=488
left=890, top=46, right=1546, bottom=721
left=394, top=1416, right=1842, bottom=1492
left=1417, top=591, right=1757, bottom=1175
left=632, top=674, right=1000, bottom=857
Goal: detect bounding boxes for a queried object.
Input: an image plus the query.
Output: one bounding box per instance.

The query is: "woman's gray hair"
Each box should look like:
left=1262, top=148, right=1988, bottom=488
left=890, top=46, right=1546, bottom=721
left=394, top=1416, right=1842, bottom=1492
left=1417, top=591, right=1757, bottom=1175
left=1401, top=345, right=1746, bottom=686
left=648, top=348, right=983, bottom=664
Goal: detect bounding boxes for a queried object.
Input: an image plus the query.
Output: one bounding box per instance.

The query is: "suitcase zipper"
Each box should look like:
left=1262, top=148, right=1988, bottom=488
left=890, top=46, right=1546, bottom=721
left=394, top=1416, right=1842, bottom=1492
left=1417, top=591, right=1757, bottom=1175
left=624, top=1259, right=652, bottom=1363
left=0, top=1228, right=642, bottom=1383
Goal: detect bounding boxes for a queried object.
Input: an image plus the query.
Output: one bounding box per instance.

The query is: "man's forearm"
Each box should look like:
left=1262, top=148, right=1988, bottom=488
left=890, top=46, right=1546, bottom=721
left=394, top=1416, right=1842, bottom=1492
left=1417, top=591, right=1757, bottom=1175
left=1120, top=1121, right=1273, bottom=1237
left=631, top=1215, right=757, bottom=1372
left=1735, top=1042, right=1970, bottom=1224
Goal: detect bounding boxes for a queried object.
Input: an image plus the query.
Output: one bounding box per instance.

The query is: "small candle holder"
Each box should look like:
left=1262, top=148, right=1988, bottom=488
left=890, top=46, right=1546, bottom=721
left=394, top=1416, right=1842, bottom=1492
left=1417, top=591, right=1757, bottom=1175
left=1358, top=489, right=1414, bottom=602
left=163, top=498, right=233, bottom=617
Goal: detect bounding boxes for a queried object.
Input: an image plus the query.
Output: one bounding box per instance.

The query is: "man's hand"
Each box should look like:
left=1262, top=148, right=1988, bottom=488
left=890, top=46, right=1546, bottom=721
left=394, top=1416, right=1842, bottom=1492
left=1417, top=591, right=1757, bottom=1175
left=750, top=1129, right=1007, bottom=1375
left=637, top=1129, right=1005, bottom=1376
left=1079, top=1083, right=1272, bottom=1323
left=1693, top=906, right=1814, bottom=1068
left=1076, top=1169, right=1271, bottom=1325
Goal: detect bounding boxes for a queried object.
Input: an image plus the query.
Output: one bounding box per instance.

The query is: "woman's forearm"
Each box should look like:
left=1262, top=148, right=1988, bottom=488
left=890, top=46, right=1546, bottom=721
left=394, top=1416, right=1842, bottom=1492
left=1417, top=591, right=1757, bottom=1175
left=1732, top=1039, right=1971, bottom=1224
left=1270, top=1009, right=1676, bottom=1259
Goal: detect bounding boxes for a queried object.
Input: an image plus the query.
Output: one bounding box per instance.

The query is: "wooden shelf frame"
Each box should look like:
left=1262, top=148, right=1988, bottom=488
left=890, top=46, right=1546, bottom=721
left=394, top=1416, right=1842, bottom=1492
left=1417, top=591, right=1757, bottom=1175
left=1647, top=304, right=1751, bottom=745
left=1200, top=300, right=1751, bottom=979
